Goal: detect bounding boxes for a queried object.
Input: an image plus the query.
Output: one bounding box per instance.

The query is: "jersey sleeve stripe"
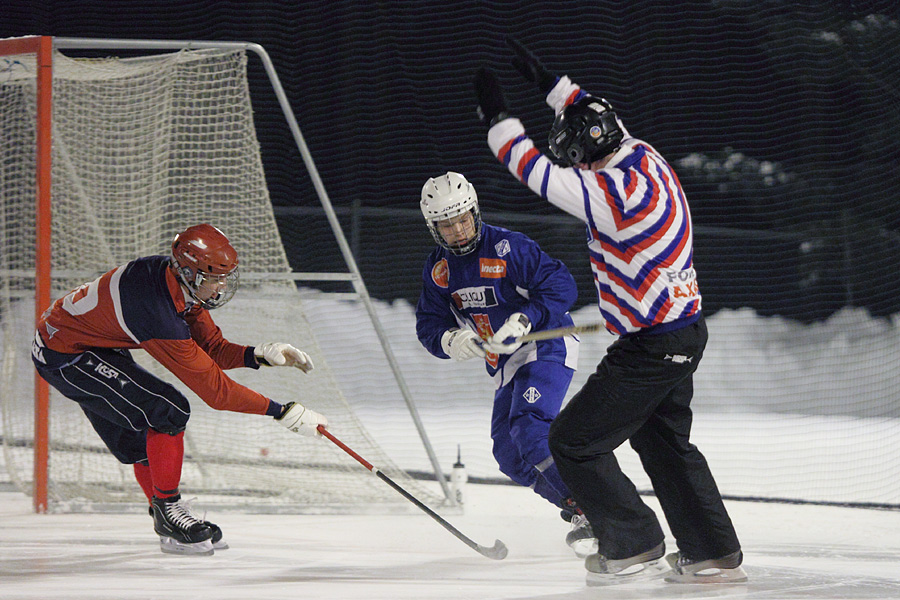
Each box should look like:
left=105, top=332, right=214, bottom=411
left=565, top=89, right=582, bottom=107
left=109, top=265, right=140, bottom=344
left=497, top=134, right=528, bottom=168
left=540, top=162, right=552, bottom=198
left=517, top=147, right=542, bottom=181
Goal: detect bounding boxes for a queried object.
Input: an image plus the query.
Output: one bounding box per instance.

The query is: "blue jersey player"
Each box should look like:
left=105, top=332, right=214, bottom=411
left=415, top=171, right=589, bottom=553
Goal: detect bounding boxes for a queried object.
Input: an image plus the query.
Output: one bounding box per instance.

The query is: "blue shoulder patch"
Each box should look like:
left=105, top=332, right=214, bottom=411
left=118, top=256, right=191, bottom=342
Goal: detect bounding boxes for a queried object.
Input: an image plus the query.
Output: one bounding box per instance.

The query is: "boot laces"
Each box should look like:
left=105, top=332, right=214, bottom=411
left=164, top=497, right=205, bottom=530
left=570, top=513, right=589, bottom=532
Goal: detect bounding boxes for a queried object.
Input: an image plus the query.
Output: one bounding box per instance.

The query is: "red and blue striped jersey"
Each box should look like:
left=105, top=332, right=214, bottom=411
left=487, top=76, right=701, bottom=335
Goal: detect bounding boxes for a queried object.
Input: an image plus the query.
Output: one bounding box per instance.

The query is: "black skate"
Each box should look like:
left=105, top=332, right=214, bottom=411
left=559, top=497, right=581, bottom=522
left=664, top=549, right=748, bottom=583
left=150, top=494, right=214, bottom=556
left=148, top=501, right=228, bottom=551
left=585, top=541, right=669, bottom=586
left=204, top=520, right=229, bottom=550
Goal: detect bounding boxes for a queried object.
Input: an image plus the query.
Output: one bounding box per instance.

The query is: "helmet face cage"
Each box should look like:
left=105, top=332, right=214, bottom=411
left=178, top=267, right=240, bottom=310
left=426, top=205, right=483, bottom=256
left=549, top=97, right=624, bottom=166
left=421, top=172, right=483, bottom=256
left=171, top=224, right=240, bottom=310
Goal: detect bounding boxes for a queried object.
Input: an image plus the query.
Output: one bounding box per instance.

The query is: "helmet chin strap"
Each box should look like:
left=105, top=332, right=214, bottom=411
left=178, top=281, right=199, bottom=306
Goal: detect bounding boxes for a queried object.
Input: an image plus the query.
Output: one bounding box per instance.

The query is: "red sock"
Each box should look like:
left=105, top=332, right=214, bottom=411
left=133, top=462, right=154, bottom=503
left=146, top=429, right=184, bottom=499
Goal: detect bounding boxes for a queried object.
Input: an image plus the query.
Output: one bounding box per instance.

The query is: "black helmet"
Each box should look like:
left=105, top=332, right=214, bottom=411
left=548, top=96, right=624, bottom=166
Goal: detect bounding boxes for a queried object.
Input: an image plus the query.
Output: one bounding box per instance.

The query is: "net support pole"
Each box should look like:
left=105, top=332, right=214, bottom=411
left=244, top=42, right=456, bottom=505
left=53, top=37, right=455, bottom=504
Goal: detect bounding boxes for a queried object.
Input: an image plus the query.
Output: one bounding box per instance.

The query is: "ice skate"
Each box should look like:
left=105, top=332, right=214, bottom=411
left=559, top=497, right=580, bottom=523
left=148, top=502, right=228, bottom=551
left=664, top=550, right=748, bottom=583
left=203, top=520, right=228, bottom=550
left=565, top=514, right=598, bottom=558
left=585, top=541, right=669, bottom=586
left=150, top=494, right=214, bottom=556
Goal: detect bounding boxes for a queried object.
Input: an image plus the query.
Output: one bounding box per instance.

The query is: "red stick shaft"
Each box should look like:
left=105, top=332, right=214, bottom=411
left=318, top=425, right=375, bottom=471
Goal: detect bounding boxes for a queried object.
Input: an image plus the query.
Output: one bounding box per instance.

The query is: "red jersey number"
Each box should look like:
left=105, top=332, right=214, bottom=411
left=471, top=313, right=499, bottom=368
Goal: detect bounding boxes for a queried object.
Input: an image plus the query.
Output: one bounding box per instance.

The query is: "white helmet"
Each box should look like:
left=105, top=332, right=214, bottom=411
left=420, top=172, right=482, bottom=255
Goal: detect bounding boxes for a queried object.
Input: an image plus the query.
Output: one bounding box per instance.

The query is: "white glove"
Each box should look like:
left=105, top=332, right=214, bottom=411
left=440, top=328, right=486, bottom=361
left=255, top=342, right=315, bottom=373
left=275, top=401, right=328, bottom=437
left=483, top=312, right=532, bottom=355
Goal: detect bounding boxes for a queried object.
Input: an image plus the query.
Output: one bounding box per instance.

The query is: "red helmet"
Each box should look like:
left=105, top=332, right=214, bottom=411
left=170, top=224, right=239, bottom=309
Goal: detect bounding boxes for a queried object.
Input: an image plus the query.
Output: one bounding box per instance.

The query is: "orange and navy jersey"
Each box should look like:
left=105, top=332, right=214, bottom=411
left=487, top=76, right=700, bottom=336
left=34, top=255, right=268, bottom=415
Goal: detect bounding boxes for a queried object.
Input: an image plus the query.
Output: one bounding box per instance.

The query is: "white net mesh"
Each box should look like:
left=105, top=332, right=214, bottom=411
left=0, top=46, right=444, bottom=513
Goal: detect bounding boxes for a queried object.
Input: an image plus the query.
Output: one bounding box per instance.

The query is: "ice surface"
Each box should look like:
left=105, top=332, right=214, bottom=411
left=1, top=483, right=899, bottom=600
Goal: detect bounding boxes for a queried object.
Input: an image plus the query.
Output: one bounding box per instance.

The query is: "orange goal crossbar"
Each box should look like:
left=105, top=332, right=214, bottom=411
left=0, top=36, right=53, bottom=513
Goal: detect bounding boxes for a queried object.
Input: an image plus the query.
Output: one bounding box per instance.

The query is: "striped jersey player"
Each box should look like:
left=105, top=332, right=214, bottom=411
left=472, top=37, right=746, bottom=585
left=32, top=224, right=327, bottom=556
left=415, top=172, right=590, bottom=554
left=489, top=76, right=700, bottom=337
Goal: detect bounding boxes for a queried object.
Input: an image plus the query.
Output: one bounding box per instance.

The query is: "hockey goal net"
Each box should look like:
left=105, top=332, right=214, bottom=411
left=0, top=37, right=444, bottom=513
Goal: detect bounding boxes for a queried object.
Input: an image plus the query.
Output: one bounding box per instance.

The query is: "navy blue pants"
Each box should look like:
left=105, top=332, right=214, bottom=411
left=548, top=315, right=741, bottom=561
left=33, top=346, right=191, bottom=465
left=492, top=360, right=573, bottom=507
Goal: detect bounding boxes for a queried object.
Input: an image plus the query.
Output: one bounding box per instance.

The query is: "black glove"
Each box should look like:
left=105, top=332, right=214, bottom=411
left=473, top=66, right=509, bottom=128
left=506, top=37, right=557, bottom=94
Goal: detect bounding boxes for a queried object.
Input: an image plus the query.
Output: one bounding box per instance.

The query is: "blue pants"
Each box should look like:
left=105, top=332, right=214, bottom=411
left=33, top=346, right=191, bottom=464
left=491, top=360, right=574, bottom=507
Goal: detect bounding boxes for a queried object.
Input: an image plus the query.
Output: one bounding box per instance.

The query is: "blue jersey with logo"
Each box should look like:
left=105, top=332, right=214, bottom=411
left=416, top=223, right=579, bottom=384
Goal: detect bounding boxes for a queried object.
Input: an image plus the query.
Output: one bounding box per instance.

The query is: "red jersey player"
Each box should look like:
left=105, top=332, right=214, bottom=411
left=32, top=224, right=327, bottom=556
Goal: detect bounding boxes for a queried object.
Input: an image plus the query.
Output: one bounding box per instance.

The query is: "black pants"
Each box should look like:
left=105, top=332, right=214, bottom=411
left=33, top=347, right=191, bottom=464
left=548, top=315, right=740, bottom=560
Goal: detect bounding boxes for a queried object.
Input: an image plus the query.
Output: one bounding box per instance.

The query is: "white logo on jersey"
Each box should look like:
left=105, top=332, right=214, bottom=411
left=94, top=363, right=120, bottom=379
left=45, top=323, right=58, bottom=339
left=664, top=354, right=693, bottom=364
left=451, top=286, right=498, bottom=310
left=662, top=267, right=699, bottom=300
left=495, top=239, right=511, bottom=257
left=523, top=387, right=541, bottom=403
left=32, top=330, right=45, bottom=364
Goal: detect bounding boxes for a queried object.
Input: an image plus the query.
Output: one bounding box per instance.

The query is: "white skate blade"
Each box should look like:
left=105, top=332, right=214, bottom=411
left=570, top=537, right=598, bottom=559
left=159, top=536, right=215, bottom=556
left=586, top=559, right=670, bottom=586
left=212, top=538, right=229, bottom=551
left=665, top=565, right=748, bottom=584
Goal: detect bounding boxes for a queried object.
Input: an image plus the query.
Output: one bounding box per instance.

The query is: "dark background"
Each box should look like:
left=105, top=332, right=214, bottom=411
left=5, top=0, right=900, bottom=322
